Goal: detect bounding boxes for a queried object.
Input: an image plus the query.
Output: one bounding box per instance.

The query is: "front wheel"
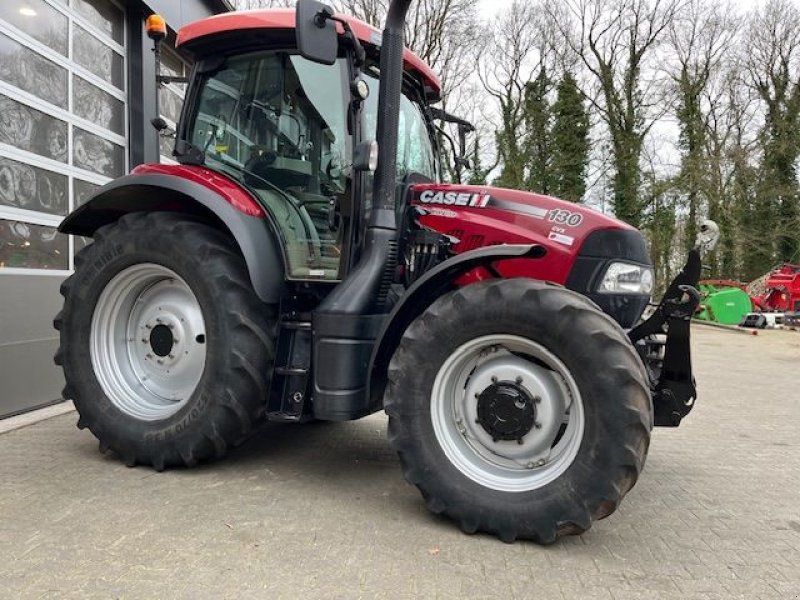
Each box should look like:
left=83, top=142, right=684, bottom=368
left=384, top=279, right=652, bottom=543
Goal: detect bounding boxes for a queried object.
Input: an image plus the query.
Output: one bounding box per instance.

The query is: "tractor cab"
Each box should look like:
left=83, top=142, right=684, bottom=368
left=171, top=8, right=444, bottom=282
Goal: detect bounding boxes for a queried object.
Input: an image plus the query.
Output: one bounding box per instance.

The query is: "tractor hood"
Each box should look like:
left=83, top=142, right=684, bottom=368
left=410, top=183, right=642, bottom=280
left=409, top=183, right=651, bottom=326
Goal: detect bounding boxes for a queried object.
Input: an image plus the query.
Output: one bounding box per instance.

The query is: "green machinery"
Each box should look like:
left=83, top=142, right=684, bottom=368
left=694, top=281, right=754, bottom=325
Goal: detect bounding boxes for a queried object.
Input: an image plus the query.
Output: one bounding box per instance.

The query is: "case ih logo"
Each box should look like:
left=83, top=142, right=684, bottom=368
left=418, top=190, right=491, bottom=207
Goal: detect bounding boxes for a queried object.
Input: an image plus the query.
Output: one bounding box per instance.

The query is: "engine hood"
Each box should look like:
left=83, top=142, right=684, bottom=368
left=411, top=184, right=634, bottom=238
left=409, top=183, right=643, bottom=286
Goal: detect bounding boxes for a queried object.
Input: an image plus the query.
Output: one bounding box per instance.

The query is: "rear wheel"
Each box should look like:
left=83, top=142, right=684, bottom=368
left=384, top=279, right=652, bottom=543
left=54, top=212, right=276, bottom=470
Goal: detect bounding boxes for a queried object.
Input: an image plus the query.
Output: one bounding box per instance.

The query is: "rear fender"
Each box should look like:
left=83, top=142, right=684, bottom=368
left=366, top=244, right=547, bottom=412
left=59, top=172, right=285, bottom=303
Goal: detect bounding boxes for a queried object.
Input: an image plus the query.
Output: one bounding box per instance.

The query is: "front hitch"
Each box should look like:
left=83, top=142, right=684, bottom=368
left=629, top=220, right=719, bottom=427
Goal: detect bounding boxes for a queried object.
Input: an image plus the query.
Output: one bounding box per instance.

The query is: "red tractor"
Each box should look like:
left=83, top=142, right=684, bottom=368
left=54, top=1, right=714, bottom=543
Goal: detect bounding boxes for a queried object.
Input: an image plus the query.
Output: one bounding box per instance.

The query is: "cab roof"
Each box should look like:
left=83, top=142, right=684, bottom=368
left=176, top=8, right=442, bottom=101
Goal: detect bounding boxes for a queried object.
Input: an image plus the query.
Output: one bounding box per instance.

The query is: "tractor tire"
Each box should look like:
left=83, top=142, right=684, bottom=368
left=384, top=279, right=652, bottom=544
left=54, top=212, right=276, bottom=470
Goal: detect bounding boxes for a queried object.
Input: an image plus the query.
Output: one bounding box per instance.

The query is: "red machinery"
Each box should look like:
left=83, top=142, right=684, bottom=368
left=753, top=264, right=800, bottom=313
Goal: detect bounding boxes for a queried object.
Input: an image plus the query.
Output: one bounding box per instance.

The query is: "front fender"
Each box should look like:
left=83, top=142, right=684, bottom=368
left=59, top=172, right=284, bottom=304
left=367, top=244, right=547, bottom=411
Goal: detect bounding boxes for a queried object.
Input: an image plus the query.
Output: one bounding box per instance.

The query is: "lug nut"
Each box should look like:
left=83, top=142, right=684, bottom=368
left=168, top=354, right=175, bottom=359
left=157, top=359, right=163, bottom=365
left=534, top=422, right=542, bottom=429
left=141, top=338, right=148, bottom=343
left=491, top=376, right=498, bottom=383
left=533, top=396, right=542, bottom=404
left=515, top=376, right=523, bottom=384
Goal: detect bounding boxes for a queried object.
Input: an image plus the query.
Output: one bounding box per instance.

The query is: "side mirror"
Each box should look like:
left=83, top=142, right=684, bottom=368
left=296, top=0, right=338, bottom=66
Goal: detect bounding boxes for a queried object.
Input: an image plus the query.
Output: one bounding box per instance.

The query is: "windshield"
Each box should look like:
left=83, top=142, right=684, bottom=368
left=187, top=52, right=350, bottom=280
left=362, top=71, right=437, bottom=183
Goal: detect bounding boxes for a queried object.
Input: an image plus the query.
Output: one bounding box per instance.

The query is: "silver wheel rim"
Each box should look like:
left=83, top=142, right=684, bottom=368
left=431, top=334, right=585, bottom=493
left=90, top=263, right=207, bottom=421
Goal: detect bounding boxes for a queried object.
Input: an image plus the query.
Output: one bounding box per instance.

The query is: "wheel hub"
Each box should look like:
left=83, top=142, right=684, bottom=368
left=430, top=335, right=585, bottom=492
left=149, top=324, right=174, bottom=357
left=90, top=264, right=207, bottom=421
left=476, top=380, right=537, bottom=442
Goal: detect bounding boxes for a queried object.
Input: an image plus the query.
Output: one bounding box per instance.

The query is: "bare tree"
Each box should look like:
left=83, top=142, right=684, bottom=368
left=667, top=0, right=737, bottom=250
left=475, top=0, right=553, bottom=188
left=555, top=0, right=687, bottom=228
left=743, top=0, right=800, bottom=267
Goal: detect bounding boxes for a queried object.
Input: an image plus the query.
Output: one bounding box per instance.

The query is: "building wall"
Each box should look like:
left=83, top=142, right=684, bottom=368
left=0, top=275, right=65, bottom=416
left=0, top=0, right=227, bottom=418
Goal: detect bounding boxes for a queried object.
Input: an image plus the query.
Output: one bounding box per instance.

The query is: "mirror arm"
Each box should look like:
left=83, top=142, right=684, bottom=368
left=320, top=13, right=366, bottom=66
left=429, top=107, right=475, bottom=132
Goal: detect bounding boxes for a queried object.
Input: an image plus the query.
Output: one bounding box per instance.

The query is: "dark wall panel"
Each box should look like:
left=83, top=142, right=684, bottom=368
left=0, top=275, right=66, bottom=418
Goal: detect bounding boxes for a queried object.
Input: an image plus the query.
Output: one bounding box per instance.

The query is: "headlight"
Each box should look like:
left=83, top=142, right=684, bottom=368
left=597, top=262, right=654, bottom=295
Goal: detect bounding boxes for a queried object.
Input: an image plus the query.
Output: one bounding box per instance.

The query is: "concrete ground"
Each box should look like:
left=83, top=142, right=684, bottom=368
left=1, top=326, right=799, bottom=599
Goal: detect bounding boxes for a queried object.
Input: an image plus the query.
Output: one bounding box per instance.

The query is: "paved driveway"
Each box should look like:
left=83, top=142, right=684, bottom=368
left=1, top=326, right=799, bottom=599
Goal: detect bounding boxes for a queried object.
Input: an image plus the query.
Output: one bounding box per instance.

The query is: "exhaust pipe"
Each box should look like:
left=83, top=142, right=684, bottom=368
left=370, top=0, right=412, bottom=219
left=316, top=0, right=411, bottom=315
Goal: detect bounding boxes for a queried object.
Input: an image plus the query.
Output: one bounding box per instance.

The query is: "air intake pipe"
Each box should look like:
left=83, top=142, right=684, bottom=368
left=315, top=0, right=411, bottom=315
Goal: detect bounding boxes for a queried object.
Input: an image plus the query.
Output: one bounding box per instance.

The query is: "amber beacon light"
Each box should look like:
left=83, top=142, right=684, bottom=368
left=146, top=14, right=167, bottom=41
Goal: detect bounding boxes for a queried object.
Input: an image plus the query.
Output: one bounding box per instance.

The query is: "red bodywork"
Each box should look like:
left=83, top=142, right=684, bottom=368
left=176, top=9, right=442, bottom=99
left=136, top=163, right=638, bottom=286
left=132, top=163, right=265, bottom=218
left=409, top=184, right=638, bottom=286
left=754, top=264, right=800, bottom=312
